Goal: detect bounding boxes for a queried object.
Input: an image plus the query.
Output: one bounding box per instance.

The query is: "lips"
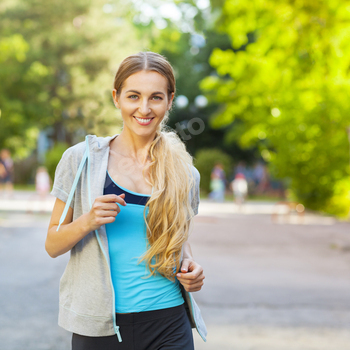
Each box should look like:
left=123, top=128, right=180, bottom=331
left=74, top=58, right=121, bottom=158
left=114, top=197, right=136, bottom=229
left=133, top=116, right=154, bottom=125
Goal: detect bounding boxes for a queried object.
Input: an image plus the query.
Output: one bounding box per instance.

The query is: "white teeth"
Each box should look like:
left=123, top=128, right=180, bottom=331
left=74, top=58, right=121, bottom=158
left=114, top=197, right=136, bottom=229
left=135, top=117, right=152, bottom=124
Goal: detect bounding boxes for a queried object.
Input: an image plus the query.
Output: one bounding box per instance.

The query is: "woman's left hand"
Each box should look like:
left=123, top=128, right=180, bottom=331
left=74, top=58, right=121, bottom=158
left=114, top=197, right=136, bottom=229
left=177, top=259, right=205, bottom=292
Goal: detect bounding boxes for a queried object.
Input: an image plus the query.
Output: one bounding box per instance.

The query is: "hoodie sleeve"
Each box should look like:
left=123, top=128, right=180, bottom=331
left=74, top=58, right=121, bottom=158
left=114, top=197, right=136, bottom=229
left=190, top=166, right=201, bottom=217
left=50, top=142, right=85, bottom=208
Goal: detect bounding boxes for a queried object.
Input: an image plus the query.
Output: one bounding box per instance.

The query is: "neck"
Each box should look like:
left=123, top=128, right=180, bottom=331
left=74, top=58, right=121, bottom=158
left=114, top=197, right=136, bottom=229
left=111, top=130, right=157, bottom=165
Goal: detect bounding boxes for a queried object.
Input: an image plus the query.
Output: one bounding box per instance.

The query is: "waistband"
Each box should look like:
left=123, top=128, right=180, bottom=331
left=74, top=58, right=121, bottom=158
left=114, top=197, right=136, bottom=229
left=115, top=303, right=185, bottom=325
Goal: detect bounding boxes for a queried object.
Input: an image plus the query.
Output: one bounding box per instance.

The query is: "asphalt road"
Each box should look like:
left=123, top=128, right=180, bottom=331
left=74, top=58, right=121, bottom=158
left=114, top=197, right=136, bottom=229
left=1, top=201, right=350, bottom=350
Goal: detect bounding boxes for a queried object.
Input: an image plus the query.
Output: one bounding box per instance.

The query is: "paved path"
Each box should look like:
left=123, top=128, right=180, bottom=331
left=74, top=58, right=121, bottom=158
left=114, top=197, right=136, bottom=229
left=191, top=210, right=350, bottom=350
left=1, top=194, right=350, bottom=349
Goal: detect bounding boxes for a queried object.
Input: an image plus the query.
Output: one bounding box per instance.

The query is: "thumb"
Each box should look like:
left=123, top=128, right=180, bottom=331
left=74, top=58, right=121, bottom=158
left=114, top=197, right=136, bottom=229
left=180, top=259, right=190, bottom=273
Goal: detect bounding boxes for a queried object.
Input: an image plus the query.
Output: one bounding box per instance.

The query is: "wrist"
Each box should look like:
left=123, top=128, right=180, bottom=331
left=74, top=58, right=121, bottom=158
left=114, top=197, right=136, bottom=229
left=79, top=213, right=94, bottom=235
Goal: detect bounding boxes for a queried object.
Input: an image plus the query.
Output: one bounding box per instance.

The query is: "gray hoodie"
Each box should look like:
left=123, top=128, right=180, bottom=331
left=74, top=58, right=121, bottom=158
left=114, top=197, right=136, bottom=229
left=51, top=135, right=207, bottom=342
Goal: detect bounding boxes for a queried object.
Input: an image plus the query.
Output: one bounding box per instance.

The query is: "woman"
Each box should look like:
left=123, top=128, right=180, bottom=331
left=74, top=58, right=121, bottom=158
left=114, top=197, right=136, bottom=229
left=45, top=52, right=207, bottom=350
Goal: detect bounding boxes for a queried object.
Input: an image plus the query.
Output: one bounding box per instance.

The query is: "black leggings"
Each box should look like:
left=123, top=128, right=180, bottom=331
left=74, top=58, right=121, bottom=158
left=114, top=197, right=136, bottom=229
left=71, top=304, right=194, bottom=350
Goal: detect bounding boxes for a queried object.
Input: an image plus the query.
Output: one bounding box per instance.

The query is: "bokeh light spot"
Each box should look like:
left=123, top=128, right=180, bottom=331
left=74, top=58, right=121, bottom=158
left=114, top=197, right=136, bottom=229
left=271, top=107, right=281, bottom=117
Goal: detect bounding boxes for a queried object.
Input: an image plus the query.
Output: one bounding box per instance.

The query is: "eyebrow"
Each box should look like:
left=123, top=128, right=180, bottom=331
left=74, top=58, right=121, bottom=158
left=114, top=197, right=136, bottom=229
left=125, top=90, right=166, bottom=96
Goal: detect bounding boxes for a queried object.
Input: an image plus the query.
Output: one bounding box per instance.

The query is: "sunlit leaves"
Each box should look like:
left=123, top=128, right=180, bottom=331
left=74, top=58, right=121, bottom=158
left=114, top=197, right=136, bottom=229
left=0, top=0, right=143, bottom=156
left=0, top=34, right=29, bottom=62
left=205, top=0, right=350, bottom=216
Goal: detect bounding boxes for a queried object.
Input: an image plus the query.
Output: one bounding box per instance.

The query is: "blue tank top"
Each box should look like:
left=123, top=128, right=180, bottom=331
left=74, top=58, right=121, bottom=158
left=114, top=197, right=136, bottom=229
left=104, top=171, right=184, bottom=313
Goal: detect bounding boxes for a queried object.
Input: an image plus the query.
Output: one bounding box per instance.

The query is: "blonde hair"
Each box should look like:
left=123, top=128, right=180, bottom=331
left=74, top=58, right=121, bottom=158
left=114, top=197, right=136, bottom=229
left=114, top=52, right=195, bottom=280
left=114, top=52, right=175, bottom=100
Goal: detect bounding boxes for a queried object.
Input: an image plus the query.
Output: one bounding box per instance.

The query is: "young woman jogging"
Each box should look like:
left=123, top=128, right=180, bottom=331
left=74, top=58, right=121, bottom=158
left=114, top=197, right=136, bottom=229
left=45, top=51, right=207, bottom=350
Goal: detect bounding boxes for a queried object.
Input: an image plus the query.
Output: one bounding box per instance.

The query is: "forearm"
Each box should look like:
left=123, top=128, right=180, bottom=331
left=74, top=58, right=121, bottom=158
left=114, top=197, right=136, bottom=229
left=46, top=195, right=123, bottom=258
left=45, top=213, right=91, bottom=258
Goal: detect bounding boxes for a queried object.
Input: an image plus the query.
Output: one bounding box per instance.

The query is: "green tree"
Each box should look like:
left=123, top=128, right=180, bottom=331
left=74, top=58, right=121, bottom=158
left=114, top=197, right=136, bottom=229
left=201, top=0, right=350, bottom=216
left=129, top=0, right=256, bottom=165
left=0, top=0, right=144, bottom=158
left=0, top=32, right=33, bottom=157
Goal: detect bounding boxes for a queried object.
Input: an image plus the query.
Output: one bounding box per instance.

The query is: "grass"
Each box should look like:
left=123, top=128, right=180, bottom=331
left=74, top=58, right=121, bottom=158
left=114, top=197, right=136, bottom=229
left=246, top=194, right=286, bottom=202
left=14, top=184, right=36, bottom=191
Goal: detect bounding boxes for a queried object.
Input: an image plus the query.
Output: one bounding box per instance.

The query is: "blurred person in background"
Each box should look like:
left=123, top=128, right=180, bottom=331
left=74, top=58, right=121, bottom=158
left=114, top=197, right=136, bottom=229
left=234, top=161, right=247, bottom=178
left=0, top=149, right=14, bottom=197
left=0, top=158, right=6, bottom=187
left=27, top=166, right=52, bottom=214
left=253, top=161, right=269, bottom=194
left=45, top=52, right=206, bottom=350
left=35, top=166, right=51, bottom=199
left=209, top=162, right=226, bottom=202
left=231, top=173, right=248, bottom=206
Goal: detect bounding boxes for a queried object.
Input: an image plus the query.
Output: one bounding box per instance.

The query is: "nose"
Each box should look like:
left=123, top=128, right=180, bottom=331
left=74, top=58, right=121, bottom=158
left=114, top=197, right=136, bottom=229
left=139, top=99, right=151, bottom=116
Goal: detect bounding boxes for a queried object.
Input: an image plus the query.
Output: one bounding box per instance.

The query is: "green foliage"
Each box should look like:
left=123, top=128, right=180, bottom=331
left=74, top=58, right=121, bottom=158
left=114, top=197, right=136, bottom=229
left=201, top=0, right=350, bottom=216
left=0, top=0, right=143, bottom=157
left=44, top=142, right=69, bottom=181
left=129, top=0, right=257, bottom=160
left=323, top=178, right=350, bottom=218
left=194, top=148, right=233, bottom=193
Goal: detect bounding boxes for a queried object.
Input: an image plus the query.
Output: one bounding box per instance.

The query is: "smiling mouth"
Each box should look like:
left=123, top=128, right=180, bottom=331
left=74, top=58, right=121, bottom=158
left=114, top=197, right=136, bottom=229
left=134, top=116, right=154, bottom=125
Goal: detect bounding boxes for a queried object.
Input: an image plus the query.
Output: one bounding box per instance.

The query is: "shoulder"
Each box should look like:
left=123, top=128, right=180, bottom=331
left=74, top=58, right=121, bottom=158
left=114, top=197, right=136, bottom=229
left=187, top=165, right=200, bottom=195
left=58, top=134, right=118, bottom=169
left=60, top=134, right=116, bottom=161
left=87, top=134, right=117, bottom=150
left=190, top=165, right=200, bottom=185
left=60, top=140, right=86, bottom=166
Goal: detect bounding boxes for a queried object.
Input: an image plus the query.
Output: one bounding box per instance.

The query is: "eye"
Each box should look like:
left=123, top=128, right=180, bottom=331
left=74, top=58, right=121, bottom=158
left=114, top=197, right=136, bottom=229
left=128, top=95, right=139, bottom=100
left=152, top=95, right=163, bottom=101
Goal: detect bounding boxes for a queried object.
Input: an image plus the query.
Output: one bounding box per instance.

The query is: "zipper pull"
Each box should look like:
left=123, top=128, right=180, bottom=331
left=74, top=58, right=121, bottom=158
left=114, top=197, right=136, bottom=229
left=116, top=325, right=122, bottom=342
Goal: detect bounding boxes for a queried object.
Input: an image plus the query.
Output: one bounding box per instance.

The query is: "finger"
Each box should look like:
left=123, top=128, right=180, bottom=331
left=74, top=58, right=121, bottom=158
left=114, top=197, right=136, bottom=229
left=99, top=194, right=127, bottom=206
left=184, top=285, right=203, bottom=292
left=182, top=278, right=205, bottom=287
left=180, top=281, right=204, bottom=292
left=101, top=203, right=121, bottom=211
left=177, top=278, right=205, bottom=289
left=100, top=210, right=120, bottom=217
left=108, top=204, right=122, bottom=215
left=177, top=270, right=204, bottom=280
left=95, top=209, right=118, bottom=218
left=115, top=193, right=127, bottom=206
left=98, top=194, right=119, bottom=202
left=180, top=259, right=190, bottom=273
left=186, top=261, right=203, bottom=274
left=100, top=199, right=123, bottom=212
left=101, top=216, right=117, bottom=224
left=186, top=286, right=203, bottom=292
left=92, top=215, right=116, bottom=228
left=177, top=277, right=205, bottom=288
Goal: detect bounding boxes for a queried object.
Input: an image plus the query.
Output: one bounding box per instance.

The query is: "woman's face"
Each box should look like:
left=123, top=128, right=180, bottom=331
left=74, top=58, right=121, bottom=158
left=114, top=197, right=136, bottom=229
left=113, top=70, right=174, bottom=139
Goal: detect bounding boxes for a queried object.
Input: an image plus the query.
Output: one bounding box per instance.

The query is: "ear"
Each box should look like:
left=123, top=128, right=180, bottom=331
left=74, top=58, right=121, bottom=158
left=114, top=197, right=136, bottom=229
left=112, top=89, right=120, bottom=109
left=168, top=92, right=175, bottom=110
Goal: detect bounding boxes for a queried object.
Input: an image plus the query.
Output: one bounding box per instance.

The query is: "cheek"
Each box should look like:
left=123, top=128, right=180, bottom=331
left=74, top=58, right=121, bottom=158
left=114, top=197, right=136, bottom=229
left=120, top=101, right=137, bottom=112
left=154, top=102, right=169, bottom=113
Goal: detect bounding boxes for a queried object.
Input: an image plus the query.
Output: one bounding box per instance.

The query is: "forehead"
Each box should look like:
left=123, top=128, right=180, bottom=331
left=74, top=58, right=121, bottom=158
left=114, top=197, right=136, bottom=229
left=122, top=70, right=168, bottom=93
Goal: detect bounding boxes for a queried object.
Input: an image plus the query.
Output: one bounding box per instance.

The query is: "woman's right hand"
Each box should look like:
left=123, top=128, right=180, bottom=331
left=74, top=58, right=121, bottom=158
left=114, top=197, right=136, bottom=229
left=46, top=194, right=127, bottom=258
left=85, top=194, right=127, bottom=231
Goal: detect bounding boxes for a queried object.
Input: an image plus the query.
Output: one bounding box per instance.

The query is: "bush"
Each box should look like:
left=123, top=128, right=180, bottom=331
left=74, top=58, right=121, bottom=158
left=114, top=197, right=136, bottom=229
left=44, top=142, right=69, bottom=182
left=194, top=148, right=233, bottom=194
